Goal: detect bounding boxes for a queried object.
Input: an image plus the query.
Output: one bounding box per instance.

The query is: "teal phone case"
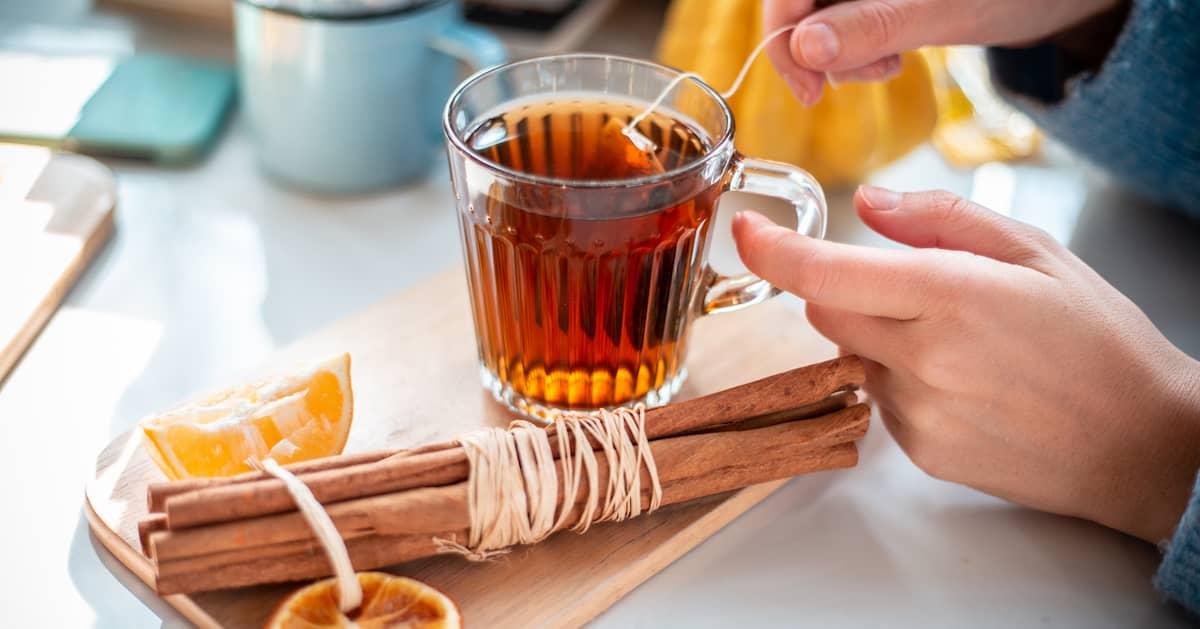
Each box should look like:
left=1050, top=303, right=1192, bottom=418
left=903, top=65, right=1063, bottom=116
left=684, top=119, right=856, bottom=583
left=65, top=54, right=236, bottom=164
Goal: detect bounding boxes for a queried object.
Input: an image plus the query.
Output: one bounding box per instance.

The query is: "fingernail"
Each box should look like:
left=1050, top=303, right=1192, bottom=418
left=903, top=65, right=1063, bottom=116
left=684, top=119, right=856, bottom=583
left=884, top=55, right=903, bottom=78
left=800, top=88, right=821, bottom=107
left=798, top=23, right=839, bottom=66
left=799, top=80, right=823, bottom=106
left=782, top=74, right=813, bottom=104
left=735, top=210, right=769, bottom=227
left=859, top=185, right=902, bottom=211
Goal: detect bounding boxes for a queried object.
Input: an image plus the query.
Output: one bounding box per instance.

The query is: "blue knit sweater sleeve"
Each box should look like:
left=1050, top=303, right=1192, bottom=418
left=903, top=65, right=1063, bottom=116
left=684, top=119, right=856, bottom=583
left=1155, top=470, right=1200, bottom=614
left=986, top=0, right=1200, bottom=218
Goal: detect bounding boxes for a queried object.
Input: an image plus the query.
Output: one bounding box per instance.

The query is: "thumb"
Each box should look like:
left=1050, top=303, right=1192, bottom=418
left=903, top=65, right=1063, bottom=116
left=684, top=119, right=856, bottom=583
left=790, top=0, right=970, bottom=72
left=854, top=185, right=1064, bottom=270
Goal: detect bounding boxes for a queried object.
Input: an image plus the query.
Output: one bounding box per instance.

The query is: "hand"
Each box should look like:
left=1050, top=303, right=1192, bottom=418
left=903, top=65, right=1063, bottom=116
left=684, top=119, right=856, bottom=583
left=732, top=186, right=1200, bottom=543
left=763, top=0, right=1122, bottom=104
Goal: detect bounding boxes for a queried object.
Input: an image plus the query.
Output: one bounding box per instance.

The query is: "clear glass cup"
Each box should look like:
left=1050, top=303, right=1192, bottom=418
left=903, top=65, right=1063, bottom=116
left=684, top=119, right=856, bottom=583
left=443, top=54, right=827, bottom=419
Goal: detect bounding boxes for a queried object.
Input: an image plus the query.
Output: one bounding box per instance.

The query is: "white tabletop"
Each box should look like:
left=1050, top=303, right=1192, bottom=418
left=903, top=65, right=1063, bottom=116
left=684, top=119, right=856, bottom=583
left=3, top=3, right=1199, bottom=628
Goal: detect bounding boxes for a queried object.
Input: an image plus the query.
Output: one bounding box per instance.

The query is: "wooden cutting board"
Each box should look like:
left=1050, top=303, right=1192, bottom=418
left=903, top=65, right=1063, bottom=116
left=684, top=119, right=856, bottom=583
left=0, top=143, right=116, bottom=384
left=86, top=268, right=838, bottom=628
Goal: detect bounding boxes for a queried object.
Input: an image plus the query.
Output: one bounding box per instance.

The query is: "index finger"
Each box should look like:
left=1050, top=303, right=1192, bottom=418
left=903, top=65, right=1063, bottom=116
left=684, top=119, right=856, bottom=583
left=763, top=0, right=825, bottom=105
left=732, top=210, right=937, bottom=320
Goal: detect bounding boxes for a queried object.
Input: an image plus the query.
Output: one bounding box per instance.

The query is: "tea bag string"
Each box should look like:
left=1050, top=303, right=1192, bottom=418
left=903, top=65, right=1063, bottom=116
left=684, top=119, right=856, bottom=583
left=247, top=457, right=362, bottom=614
left=434, top=405, right=662, bottom=560
left=625, top=25, right=794, bottom=135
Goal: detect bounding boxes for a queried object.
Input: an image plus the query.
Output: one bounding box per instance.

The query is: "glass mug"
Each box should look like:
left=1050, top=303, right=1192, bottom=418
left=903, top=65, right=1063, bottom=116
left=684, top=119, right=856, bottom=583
left=443, top=54, right=827, bottom=419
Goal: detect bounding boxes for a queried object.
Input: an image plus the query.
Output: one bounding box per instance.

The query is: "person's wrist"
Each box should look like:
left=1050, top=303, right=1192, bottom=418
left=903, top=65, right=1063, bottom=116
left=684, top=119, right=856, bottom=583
left=1148, top=354, right=1200, bottom=541
left=1105, top=350, right=1200, bottom=543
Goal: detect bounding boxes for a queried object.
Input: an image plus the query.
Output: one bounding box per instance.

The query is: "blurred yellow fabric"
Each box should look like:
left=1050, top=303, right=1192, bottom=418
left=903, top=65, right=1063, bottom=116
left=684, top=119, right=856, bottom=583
left=657, top=0, right=938, bottom=187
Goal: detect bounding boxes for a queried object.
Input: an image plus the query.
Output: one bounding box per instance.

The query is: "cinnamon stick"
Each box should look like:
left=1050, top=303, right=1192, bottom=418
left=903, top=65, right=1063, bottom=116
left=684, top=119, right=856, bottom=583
left=157, top=356, right=864, bottom=529
left=702, top=388, right=858, bottom=435
left=151, top=406, right=866, bottom=594
left=145, top=439, right=477, bottom=513
left=151, top=404, right=867, bottom=562
left=635, top=355, right=863, bottom=438
left=158, top=445, right=861, bottom=594
left=146, top=448, right=397, bottom=512
left=156, top=529, right=462, bottom=594
left=163, top=447, right=471, bottom=530
left=138, top=514, right=167, bottom=554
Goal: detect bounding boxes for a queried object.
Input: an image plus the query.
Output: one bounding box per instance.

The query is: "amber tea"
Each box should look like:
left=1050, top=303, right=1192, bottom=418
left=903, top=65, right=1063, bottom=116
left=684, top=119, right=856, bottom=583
left=459, top=98, right=721, bottom=412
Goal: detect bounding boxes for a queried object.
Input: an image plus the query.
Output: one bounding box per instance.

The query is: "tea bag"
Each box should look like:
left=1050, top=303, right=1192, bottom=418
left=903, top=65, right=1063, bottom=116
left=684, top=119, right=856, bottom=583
left=582, top=117, right=667, bottom=180
left=578, top=25, right=798, bottom=178
left=620, top=24, right=796, bottom=154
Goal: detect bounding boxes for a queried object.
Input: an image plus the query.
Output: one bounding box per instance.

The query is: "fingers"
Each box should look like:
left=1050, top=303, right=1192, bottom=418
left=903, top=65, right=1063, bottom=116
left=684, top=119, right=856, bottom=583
left=732, top=210, right=937, bottom=319
left=867, top=363, right=955, bottom=481
left=877, top=406, right=914, bottom=456
left=763, top=0, right=825, bottom=105
left=790, top=0, right=972, bottom=73
left=791, top=0, right=1116, bottom=73
left=828, top=54, right=902, bottom=85
left=806, top=302, right=909, bottom=367
left=864, top=361, right=921, bottom=458
left=854, top=185, right=1066, bottom=272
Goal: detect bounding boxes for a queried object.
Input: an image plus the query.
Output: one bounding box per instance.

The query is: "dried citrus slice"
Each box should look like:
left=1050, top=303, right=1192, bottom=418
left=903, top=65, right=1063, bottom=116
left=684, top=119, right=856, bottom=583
left=139, top=353, right=353, bottom=480
left=266, top=572, right=461, bottom=629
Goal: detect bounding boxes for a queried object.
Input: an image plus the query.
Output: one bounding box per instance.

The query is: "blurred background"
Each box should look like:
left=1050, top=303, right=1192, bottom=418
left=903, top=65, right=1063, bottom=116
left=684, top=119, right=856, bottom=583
left=1, top=0, right=1196, bottom=627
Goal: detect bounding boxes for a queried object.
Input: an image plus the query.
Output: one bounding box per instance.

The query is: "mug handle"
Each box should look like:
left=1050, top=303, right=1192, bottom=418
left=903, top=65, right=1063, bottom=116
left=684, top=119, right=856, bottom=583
left=429, top=21, right=508, bottom=71
left=702, top=153, right=828, bottom=315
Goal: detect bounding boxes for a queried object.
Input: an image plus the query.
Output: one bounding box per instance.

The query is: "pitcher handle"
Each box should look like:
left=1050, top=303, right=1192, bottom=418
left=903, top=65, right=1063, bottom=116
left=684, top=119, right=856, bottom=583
left=430, top=21, right=508, bottom=71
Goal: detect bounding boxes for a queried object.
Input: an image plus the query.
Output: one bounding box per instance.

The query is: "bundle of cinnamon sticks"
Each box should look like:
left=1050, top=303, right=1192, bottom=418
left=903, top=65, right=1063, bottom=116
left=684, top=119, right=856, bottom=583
left=139, top=356, right=868, bottom=595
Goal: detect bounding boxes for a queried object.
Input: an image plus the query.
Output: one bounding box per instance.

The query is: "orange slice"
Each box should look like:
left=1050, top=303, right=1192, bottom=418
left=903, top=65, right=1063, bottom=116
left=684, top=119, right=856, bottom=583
left=139, top=353, right=353, bottom=480
left=266, top=572, right=461, bottom=629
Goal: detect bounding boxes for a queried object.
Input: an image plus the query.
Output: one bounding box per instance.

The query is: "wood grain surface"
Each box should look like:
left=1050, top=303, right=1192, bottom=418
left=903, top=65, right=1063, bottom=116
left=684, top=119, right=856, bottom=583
left=0, top=144, right=116, bottom=385
left=86, top=267, right=839, bottom=628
